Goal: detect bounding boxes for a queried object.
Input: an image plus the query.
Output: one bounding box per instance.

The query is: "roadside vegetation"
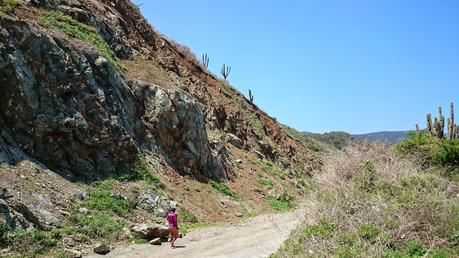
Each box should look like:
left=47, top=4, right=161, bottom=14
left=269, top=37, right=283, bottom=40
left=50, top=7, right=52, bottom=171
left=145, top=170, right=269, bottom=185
left=273, top=142, right=459, bottom=258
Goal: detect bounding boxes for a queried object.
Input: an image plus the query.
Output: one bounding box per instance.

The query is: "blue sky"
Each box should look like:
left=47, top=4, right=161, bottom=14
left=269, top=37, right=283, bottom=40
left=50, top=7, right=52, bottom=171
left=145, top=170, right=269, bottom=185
left=133, top=0, right=459, bottom=134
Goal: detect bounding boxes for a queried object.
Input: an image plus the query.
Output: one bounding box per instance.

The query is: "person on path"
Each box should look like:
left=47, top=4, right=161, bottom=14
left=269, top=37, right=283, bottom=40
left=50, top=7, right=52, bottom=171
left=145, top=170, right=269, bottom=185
left=167, top=208, right=179, bottom=248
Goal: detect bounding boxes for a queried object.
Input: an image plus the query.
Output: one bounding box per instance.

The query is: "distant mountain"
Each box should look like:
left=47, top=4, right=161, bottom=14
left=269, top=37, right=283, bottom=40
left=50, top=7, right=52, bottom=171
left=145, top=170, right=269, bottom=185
left=304, top=130, right=411, bottom=148
left=303, top=131, right=354, bottom=150
left=353, top=131, right=410, bottom=143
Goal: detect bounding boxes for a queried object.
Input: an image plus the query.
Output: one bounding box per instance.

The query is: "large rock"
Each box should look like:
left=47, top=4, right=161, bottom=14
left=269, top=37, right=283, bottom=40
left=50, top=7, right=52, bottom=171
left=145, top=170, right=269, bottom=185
left=131, top=223, right=170, bottom=240
left=226, top=133, right=243, bottom=149
left=135, top=191, right=176, bottom=218
left=93, top=243, right=110, bottom=255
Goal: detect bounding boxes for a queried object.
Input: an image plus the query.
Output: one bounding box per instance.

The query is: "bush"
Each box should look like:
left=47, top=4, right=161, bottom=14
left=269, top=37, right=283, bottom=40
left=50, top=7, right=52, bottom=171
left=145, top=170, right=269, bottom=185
left=210, top=180, right=240, bottom=201
left=0, top=223, right=60, bottom=255
left=0, top=0, right=20, bottom=16
left=431, top=139, right=459, bottom=169
left=266, top=189, right=295, bottom=212
left=38, top=11, right=123, bottom=72
left=179, top=208, right=198, bottom=224
left=117, top=154, right=163, bottom=189
left=85, top=181, right=133, bottom=216
left=258, top=178, right=274, bottom=188
left=63, top=210, right=124, bottom=239
left=357, top=224, right=379, bottom=240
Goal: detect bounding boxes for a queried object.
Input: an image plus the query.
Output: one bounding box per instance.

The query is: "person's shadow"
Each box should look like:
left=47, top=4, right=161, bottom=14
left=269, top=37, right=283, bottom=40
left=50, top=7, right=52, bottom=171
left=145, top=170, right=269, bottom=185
left=173, top=246, right=186, bottom=249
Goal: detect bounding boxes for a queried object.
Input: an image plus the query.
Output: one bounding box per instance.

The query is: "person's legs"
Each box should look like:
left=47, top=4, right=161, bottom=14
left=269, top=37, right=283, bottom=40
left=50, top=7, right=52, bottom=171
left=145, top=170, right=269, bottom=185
left=170, top=228, right=178, bottom=247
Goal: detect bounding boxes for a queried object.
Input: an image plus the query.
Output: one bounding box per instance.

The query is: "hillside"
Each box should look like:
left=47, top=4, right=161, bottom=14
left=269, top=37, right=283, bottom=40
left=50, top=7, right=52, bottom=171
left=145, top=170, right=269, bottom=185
left=353, top=130, right=410, bottom=143
left=0, top=1, right=323, bottom=256
left=304, top=130, right=410, bottom=149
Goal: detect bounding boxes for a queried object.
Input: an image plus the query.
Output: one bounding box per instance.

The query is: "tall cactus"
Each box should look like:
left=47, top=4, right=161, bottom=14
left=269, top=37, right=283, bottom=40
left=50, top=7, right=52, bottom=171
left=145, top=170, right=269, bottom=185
left=202, top=53, right=209, bottom=69
left=249, top=89, right=254, bottom=103
left=439, top=106, right=445, bottom=135
left=425, top=103, right=457, bottom=139
left=449, top=102, right=455, bottom=139
left=427, top=113, right=433, bottom=135
left=220, top=64, right=231, bottom=79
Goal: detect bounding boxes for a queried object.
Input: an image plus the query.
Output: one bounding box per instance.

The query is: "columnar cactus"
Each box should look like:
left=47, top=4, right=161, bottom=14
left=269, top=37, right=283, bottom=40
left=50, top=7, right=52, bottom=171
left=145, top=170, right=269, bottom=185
left=449, top=102, right=455, bottom=139
left=202, top=53, right=209, bottom=69
left=249, top=89, right=254, bottom=103
left=424, top=103, right=457, bottom=139
left=220, top=64, right=231, bottom=80
left=427, top=113, right=433, bottom=135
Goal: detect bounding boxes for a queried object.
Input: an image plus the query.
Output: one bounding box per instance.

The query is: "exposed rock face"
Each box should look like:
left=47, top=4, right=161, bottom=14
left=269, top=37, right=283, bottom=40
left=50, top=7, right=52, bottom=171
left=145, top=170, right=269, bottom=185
left=0, top=17, right=227, bottom=180
left=135, top=190, right=177, bottom=217
left=130, top=80, right=227, bottom=180
left=0, top=18, right=138, bottom=176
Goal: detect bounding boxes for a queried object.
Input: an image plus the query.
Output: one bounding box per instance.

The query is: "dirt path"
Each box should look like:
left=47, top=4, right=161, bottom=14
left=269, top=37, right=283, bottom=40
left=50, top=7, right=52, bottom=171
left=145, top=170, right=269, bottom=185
left=86, top=209, right=305, bottom=258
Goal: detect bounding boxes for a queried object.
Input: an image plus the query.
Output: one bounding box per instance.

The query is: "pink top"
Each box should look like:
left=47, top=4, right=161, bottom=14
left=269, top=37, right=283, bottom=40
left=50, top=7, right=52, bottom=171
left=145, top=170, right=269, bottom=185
left=167, top=211, right=178, bottom=228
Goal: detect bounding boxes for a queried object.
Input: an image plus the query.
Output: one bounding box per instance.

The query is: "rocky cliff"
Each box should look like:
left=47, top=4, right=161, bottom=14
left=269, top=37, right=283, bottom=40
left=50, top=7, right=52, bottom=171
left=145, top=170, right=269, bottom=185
left=0, top=0, right=323, bottom=255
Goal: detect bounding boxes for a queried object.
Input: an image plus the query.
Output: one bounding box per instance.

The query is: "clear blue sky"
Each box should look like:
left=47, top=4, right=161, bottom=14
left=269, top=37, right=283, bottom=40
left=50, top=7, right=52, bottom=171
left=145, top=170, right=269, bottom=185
left=133, top=0, right=459, bottom=134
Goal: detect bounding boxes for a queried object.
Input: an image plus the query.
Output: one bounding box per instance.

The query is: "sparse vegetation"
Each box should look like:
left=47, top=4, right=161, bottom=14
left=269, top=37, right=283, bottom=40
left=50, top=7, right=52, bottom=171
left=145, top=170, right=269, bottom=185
left=258, top=178, right=274, bottom=188
left=179, top=207, right=199, bottom=224
left=210, top=180, right=240, bottom=201
left=117, top=154, right=164, bottom=189
left=0, top=223, right=61, bottom=257
left=85, top=181, right=133, bottom=217
left=0, top=0, right=20, bottom=17
left=266, top=189, right=295, bottom=212
left=38, top=11, right=123, bottom=72
left=62, top=210, right=124, bottom=240
left=250, top=157, right=285, bottom=180
left=274, top=143, right=459, bottom=257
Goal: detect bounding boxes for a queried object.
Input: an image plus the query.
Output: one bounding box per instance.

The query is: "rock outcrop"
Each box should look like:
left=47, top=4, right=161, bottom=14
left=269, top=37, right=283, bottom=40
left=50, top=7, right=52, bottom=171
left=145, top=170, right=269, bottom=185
left=0, top=16, right=227, bottom=180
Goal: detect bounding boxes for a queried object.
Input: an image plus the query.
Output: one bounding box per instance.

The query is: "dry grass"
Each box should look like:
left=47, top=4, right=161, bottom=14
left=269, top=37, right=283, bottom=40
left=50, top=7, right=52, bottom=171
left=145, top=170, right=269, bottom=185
left=274, top=142, right=459, bottom=257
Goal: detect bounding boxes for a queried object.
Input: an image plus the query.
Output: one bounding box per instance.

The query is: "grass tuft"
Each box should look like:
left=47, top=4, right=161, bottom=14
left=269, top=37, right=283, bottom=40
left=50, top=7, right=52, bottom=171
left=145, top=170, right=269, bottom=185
left=210, top=180, right=241, bottom=201
left=38, top=11, right=123, bottom=72
left=0, top=0, right=20, bottom=17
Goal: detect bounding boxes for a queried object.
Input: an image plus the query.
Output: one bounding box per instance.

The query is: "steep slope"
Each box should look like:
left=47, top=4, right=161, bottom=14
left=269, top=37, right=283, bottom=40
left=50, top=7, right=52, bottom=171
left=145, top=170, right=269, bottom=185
left=0, top=0, right=322, bottom=256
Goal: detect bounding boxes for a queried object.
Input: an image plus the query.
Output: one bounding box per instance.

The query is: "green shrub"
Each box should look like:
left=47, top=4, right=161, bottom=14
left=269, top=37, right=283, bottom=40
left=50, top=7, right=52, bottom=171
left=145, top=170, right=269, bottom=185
left=357, top=224, right=379, bottom=240
left=117, top=154, right=163, bottom=189
left=0, top=224, right=60, bottom=255
left=85, top=181, right=133, bottom=216
left=179, top=208, right=198, bottom=224
left=403, top=241, right=427, bottom=257
left=63, top=210, right=124, bottom=239
left=258, top=178, right=274, bottom=188
left=308, top=143, right=320, bottom=152
left=301, top=218, right=336, bottom=239
left=39, top=11, right=123, bottom=72
left=210, top=180, right=240, bottom=201
left=0, top=0, right=20, bottom=16
left=266, top=189, right=295, bottom=212
left=396, top=131, right=436, bottom=155
left=431, top=139, right=459, bottom=169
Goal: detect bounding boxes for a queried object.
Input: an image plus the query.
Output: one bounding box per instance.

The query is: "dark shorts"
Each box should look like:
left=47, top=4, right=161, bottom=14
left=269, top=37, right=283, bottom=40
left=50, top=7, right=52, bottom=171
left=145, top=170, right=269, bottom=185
left=169, top=227, right=179, bottom=238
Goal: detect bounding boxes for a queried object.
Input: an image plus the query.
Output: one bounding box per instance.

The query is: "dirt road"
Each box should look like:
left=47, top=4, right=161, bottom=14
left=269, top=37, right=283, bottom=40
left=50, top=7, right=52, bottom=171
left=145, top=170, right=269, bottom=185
left=86, top=209, right=305, bottom=258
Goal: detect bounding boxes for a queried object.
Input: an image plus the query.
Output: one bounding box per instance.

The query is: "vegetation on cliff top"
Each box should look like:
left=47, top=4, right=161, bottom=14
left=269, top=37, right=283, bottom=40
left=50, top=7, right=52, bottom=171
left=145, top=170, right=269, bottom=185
left=38, top=11, right=124, bottom=72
